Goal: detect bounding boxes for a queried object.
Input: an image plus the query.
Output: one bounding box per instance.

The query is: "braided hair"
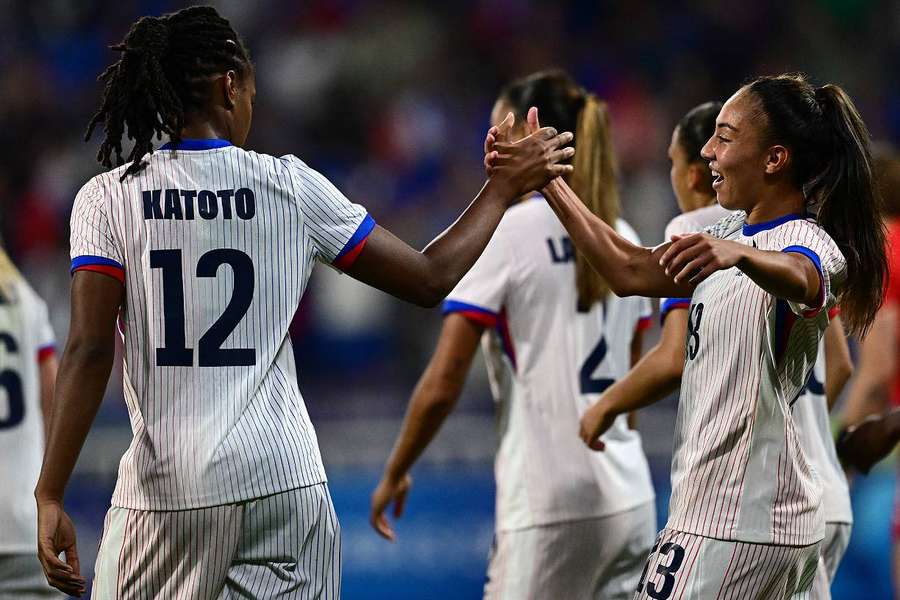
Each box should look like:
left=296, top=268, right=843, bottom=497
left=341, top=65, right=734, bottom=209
left=85, top=6, right=252, bottom=180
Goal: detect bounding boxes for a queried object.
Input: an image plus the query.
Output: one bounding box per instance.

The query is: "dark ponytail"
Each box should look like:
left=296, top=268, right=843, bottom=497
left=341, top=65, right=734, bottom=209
left=499, top=70, right=620, bottom=311
left=86, top=6, right=252, bottom=180
left=747, top=74, right=886, bottom=335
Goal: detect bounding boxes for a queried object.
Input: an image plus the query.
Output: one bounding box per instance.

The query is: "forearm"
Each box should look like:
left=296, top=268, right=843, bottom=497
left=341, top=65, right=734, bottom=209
left=39, top=356, right=58, bottom=440
left=737, top=248, right=819, bottom=307
left=601, top=345, right=682, bottom=417
left=841, top=375, right=890, bottom=427
left=35, top=341, right=114, bottom=501
left=541, top=178, right=685, bottom=297
left=418, top=179, right=509, bottom=297
left=347, top=180, right=509, bottom=307
left=384, top=375, right=463, bottom=481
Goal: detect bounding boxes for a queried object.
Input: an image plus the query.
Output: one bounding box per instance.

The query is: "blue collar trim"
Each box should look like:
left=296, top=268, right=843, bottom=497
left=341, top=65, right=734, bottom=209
left=742, top=213, right=805, bottom=236
left=159, top=139, right=233, bottom=151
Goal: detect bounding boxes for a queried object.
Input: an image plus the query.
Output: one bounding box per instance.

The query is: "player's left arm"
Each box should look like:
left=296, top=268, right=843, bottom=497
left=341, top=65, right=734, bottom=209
left=661, top=234, right=821, bottom=307
left=823, top=314, right=853, bottom=411
left=371, top=313, right=483, bottom=541
left=34, top=271, right=122, bottom=597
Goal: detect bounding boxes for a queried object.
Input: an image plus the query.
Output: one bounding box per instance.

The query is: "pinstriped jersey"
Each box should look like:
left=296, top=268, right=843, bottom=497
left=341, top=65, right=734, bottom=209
left=444, top=198, right=655, bottom=531
left=0, top=278, right=55, bottom=552
left=792, top=333, right=852, bottom=524
left=667, top=212, right=845, bottom=545
left=69, top=139, right=373, bottom=510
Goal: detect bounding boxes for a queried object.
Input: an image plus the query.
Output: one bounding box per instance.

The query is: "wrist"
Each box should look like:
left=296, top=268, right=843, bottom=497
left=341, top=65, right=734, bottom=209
left=383, top=463, right=406, bottom=483
left=483, top=176, right=516, bottom=206
left=34, top=486, right=63, bottom=504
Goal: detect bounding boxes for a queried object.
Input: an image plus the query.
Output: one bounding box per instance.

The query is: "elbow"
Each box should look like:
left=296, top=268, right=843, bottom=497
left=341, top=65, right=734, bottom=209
left=64, top=335, right=115, bottom=367
left=414, top=275, right=455, bottom=308
left=663, top=354, right=684, bottom=387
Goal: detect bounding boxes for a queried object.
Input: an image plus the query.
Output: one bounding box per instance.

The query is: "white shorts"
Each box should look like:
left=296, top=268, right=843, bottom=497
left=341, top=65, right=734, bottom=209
left=484, top=501, right=656, bottom=600
left=634, top=528, right=819, bottom=600
left=91, top=483, right=340, bottom=599
left=805, top=522, right=851, bottom=600
left=0, top=553, right=65, bottom=599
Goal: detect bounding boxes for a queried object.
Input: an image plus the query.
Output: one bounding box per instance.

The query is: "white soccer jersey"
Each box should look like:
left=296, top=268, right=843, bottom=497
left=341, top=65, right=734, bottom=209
left=444, top=197, right=655, bottom=532
left=792, top=331, right=853, bottom=525
left=69, top=139, right=374, bottom=510
left=659, top=203, right=733, bottom=321
left=0, top=278, right=56, bottom=552
left=667, top=212, right=846, bottom=546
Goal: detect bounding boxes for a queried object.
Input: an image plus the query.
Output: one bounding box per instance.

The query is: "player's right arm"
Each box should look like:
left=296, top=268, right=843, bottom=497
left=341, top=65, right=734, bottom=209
left=34, top=271, right=122, bottom=597
left=841, top=303, right=898, bottom=428
left=347, top=120, right=573, bottom=307
left=580, top=308, right=687, bottom=450
left=370, top=314, right=483, bottom=540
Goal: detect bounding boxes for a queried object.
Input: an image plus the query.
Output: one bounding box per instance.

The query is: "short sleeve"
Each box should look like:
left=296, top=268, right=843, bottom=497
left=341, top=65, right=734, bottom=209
left=636, top=296, right=653, bottom=332
left=282, top=155, right=373, bottom=270
left=70, top=178, right=125, bottom=283
left=442, top=224, right=513, bottom=328
left=777, top=222, right=847, bottom=318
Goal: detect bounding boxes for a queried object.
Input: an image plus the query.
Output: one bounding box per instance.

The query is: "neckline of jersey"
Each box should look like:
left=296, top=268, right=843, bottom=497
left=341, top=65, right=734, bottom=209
left=159, top=139, right=233, bottom=151
left=742, top=212, right=805, bottom=236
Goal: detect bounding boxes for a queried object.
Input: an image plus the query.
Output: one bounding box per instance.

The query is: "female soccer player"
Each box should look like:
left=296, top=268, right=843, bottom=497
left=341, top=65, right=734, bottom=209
left=572, top=101, right=729, bottom=433
left=489, top=73, right=886, bottom=597
left=579, top=99, right=857, bottom=598
left=33, top=7, right=572, bottom=598
left=0, top=248, right=59, bottom=598
left=371, top=70, right=656, bottom=600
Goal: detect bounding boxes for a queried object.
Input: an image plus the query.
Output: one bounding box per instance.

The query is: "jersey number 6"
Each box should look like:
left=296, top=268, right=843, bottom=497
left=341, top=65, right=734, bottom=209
left=0, top=332, right=24, bottom=429
left=151, top=248, right=256, bottom=367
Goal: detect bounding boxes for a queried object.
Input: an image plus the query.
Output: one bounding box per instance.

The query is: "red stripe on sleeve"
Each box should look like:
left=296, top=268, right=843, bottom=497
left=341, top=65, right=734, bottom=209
left=73, top=264, right=125, bottom=284
left=333, top=235, right=370, bottom=271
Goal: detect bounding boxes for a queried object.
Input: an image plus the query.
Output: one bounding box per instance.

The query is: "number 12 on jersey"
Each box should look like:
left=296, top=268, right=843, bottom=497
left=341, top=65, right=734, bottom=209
left=150, top=248, right=256, bottom=367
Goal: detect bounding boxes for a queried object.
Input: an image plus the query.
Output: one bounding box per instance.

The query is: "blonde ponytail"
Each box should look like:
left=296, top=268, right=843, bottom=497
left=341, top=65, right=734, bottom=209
left=571, top=94, right=620, bottom=311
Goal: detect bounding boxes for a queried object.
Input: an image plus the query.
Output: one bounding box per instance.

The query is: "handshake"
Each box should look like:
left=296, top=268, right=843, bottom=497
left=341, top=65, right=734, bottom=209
left=482, top=106, right=575, bottom=202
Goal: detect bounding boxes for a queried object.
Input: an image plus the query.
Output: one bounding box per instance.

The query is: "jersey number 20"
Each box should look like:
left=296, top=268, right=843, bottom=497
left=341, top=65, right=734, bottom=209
left=151, top=249, right=256, bottom=367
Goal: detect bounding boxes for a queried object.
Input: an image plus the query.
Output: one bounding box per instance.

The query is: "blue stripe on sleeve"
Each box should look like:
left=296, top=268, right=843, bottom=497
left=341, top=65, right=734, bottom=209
left=442, top=300, right=498, bottom=318
left=782, top=245, right=825, bottom=314
left=660, top=297, right=691, bottom=323
left=781, top=245, right=823, bottom=276
left=70, top=255, right=125, bottom=273
left=334, top=214, right=376, bottom=261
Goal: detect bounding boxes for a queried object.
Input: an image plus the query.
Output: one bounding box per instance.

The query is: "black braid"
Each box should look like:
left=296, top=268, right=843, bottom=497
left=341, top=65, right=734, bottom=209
left=85, top=6, right=252, bottom=180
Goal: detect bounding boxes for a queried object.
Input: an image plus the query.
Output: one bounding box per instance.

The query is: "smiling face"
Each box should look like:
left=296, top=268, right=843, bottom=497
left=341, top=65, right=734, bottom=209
left=700, top=88, right=771, bottom=212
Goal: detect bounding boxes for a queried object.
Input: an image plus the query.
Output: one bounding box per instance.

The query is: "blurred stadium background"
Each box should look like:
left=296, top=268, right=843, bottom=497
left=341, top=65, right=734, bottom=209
left=2, top=0, right=898, bottom=598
